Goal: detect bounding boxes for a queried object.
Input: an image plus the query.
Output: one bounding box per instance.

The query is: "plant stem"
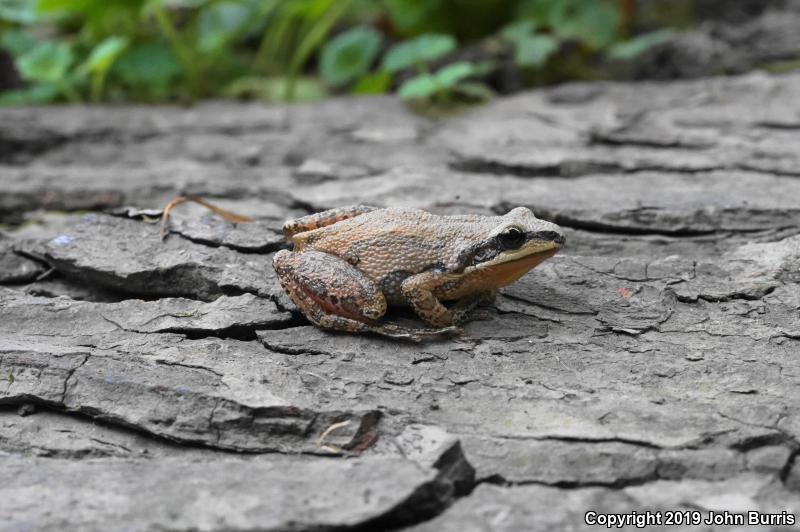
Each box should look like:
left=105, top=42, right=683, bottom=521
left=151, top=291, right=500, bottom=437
left=152, top=5, right=200, bottom=99
left=285, top=0, right=354, bottom=101
left=251, top=0, right=284, bottom=73
left=59, top=80, right=81, bottom=103
left=90, top=72, right=104, bottom=102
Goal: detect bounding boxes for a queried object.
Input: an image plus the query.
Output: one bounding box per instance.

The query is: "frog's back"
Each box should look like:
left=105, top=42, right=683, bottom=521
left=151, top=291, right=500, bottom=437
left=294, top=208, right=493, bottom=303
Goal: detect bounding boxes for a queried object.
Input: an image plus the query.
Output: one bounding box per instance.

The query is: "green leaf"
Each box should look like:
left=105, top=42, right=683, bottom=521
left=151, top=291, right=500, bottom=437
left=382, top=33, right=456, bottom=72
left=501, top=18, right=559, bottom=68
left=112, top=42, right=181, bottom=89
left=514, top=0, right=563, bottom=27
left=0, top=30, right=37, bottom=56
left=16, top=41, right=73, bottom=83
left=352, top=70, right=392, bottom=94
left=500, top=20, right=537, bottom=46
left=224, top=76, right=326, bottom=102
left=283, top=0, right=355, bottom=101
left=36, top=0, right=94, bottom=13
left=515, top=0, right=622, bottom=50
left=434, top=61, right=475, bottom=88
left=385, top=0, right=448, bottom=35
left=397, top=73, right=439, bottom=99
left=515, top=35, right=558, bottom=67
left=143, top=0, right=205, bottom=10
left=554, top=1, right=621, bottom=50
left=83, top=36, right=129, bottom=74
left=452, top=81, right=494, bottom=102
left=0, top=84, right=59, bottom=105
left=0, top=0, right=38, bottom=23
left=197, top=1, right=253, bottom=54
left=607, top=29, right=674, bottom=61
left=319, top=26, right=381, bottom=87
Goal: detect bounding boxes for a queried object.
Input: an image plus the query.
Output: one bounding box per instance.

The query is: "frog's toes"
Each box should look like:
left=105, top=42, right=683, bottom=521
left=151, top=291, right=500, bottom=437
left=429, top=325, right=462, bottom=335
left=408, top=325, right=463, bottom=341
left=453, top=308, right=494, bottom=325
left=362, top=306, right=383, bottom=320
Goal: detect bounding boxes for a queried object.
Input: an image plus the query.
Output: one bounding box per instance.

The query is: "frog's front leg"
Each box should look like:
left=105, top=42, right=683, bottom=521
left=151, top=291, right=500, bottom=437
left=401, top=272, right=494, bottom=327
left=401, top=271, right=458, bottom=327
left=450, top=290, right=497, bottom=324
left=273, top=250, right=454, bottom=341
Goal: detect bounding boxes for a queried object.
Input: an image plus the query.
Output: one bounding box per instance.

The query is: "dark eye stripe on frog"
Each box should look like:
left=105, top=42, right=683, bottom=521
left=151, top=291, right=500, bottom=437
left=470, top=230, right=564, bottom=265
left=534, top=230, right=565, bottom=245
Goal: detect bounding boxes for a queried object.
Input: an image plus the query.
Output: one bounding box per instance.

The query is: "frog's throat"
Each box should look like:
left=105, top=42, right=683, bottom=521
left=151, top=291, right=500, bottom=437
left=462, top=245, right=559, bottom=288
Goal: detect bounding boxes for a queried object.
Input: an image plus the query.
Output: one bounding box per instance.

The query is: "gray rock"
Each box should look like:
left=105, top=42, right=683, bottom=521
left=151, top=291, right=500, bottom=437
left=625, top=2, right=800, bottom=80
left=0, top=409, right=196, bottom=458
left=0, top=450, right=464, bottom=532
left=167, top=217, right=286, bottom=253
left=412, top=474, right=800, bottom=532
left=0, top=241, right=46, bottom=283
left=100, top=294, right=291, bottom=336
left=2, top=72, right=800, bottom=529
left=411, top=483, right=637, bottom=532
left=19, top=275, right=127, bottom=302
left=15, top=213, right=290, bottom=306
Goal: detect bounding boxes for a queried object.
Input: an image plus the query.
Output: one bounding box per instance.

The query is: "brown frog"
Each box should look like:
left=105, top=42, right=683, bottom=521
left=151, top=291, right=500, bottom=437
left=273, top=205, right=565, bottom=340
left=161, top=199, right=565, bottom=340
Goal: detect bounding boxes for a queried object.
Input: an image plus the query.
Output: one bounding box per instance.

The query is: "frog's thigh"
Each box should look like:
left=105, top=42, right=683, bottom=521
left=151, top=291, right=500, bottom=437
left=283, top=205, right=377, bottom=238
left=273, top=250, right=387, bottom=327
left=401, top=271, right=455, bottom=327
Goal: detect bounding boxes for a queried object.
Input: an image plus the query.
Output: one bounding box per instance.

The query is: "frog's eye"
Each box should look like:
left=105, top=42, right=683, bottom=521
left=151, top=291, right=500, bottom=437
left=498, top=227, right=526, bottom=250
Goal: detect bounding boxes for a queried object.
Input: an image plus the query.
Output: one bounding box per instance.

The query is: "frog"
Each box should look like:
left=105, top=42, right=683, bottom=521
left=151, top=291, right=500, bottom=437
left=159, top=198, right=565, bottom=340
left=272, top=205, right=565, bottom=340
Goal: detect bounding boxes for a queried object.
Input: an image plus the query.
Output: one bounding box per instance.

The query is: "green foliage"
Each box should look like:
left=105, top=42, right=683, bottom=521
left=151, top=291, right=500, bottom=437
left=501, top=21, right=557, bottom=67
left=320, top=25, right=381, bottom=87
left=515, top=0, right=621, bottom=49
left=224, top=76, right=326, bottom=102
left=607, top=29, right=675, bottom=60
left=17, top=41, right=73, bottom=83
left=398, top=61, right=493, bottom=103
left=0, top=0, right=654, bottom=106
left=382, top=33, right=455, bottom=72
left=0, top=29, right=37, bottom=56
left=352, top=71, right=392, bottom=94
left=112, top=42, right=181, bottom=99
left=0, top=0, right=38, bottom=24
left=385, top=0, right=449, bottom=36
left=82, top=36, right=129, bottom=100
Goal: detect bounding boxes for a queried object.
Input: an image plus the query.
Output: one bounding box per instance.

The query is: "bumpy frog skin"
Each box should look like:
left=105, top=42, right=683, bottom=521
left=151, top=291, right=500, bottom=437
left=273, top=205, right=565, bottom=340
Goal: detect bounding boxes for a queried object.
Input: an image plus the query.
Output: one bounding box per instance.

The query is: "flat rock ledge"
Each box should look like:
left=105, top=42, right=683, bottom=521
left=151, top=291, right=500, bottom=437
left=1, top=71, right=800, bottom=531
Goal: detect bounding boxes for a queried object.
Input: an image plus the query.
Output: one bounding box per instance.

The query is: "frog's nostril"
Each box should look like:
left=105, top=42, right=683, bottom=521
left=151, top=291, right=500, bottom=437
left=533, top=231, right=565, bottom=245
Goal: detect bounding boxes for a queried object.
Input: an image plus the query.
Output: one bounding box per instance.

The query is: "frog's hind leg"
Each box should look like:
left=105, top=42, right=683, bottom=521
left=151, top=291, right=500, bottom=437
left=283, top=205, right=378, bottom=238
left=273, top=249, right=455, bottom=341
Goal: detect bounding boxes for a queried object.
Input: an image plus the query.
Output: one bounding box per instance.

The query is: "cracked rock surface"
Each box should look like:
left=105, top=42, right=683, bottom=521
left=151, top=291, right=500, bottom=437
left=1, top=71, right=799, bottom=530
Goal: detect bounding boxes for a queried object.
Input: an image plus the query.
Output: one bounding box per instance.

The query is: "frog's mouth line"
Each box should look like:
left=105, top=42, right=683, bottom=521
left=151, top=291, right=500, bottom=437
left=472, top=241, right=561, bottom=270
